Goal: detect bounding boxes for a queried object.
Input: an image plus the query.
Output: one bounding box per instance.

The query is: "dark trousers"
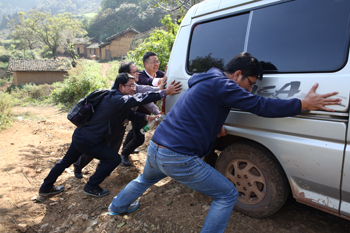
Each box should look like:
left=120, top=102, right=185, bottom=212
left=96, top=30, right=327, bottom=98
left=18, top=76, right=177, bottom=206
left=40, top=129, right=121, bottom=191
left=121, top=120, right=147, bottom=156
left=73, top=127, right=126, bottom=172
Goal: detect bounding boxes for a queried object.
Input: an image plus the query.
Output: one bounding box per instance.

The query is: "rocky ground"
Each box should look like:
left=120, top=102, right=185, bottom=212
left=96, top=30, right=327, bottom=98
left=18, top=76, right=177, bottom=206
left=0, top=105, right=350, bottom=233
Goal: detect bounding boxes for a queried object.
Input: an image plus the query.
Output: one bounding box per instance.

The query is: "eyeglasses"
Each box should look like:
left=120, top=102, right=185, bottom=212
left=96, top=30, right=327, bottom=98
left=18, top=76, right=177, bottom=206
left=148, top=60, right=160, bottom=64
left=130, top=70, right=139, bottom=74
left=124, top=84, right=136, bottom=88
left=246, top=76, right=256, bottom=86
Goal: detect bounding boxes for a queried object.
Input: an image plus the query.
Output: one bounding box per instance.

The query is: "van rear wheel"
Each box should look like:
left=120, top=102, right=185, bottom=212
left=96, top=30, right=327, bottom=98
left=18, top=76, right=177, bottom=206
left=216, top=141, right=289, bottom=218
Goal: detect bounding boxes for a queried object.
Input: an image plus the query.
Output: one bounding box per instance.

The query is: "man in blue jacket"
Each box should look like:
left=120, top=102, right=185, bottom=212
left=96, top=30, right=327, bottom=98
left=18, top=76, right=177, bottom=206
left=38, top=73, right=179, bottom=198
left=107, top=53, right=341, bottom=232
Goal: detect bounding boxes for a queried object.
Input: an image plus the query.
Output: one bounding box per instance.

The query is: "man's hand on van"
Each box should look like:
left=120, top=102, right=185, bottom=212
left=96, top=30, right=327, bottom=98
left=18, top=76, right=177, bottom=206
left=165, top=80, right=182, bottom=95
left=301, top=83, right=341, bottom=111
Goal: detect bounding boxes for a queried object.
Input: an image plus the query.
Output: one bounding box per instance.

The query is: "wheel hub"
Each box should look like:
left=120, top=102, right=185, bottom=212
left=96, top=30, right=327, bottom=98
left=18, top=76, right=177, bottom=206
left=225, top=159, right=266, bottom=205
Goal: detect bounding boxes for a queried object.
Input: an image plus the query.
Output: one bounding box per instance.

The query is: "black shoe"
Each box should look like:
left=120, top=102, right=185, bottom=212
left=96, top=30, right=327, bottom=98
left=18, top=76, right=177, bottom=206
left=132, top=149, right=140, bottom=154
left=39, top=185, right=65, bottom=196
left=122, top=154, right=131, bottom=166
left=74, top=167, right=83, bottom=179
left=83, top=185, right=109, bottom=197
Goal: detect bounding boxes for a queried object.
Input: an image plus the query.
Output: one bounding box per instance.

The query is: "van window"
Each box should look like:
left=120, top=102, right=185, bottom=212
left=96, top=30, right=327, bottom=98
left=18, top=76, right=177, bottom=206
left=187, top=0, right=350, bottom=73
left=187, top=14, right=249, bottom=73
left=248, top=0, right=350, bottom=72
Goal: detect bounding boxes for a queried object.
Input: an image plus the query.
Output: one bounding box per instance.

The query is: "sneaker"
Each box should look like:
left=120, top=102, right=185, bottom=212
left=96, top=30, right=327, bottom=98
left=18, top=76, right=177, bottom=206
left=132, top=149, right=140, bottom=154
left=121, top=154, right=131, bottom=166
left=74, top=167, right=83, bottom=179
left=83, top=185, right=109, bottom=197
left=108, top=199, right=139, bottom=216
left=39, top=185, right=65, bottom=196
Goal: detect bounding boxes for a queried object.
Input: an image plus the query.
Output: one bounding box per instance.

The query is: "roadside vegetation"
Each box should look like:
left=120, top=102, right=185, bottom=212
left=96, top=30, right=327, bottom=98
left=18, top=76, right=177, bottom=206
left=51, top=60, right=109, bottom=109
left=126, top=15, right=180, bottom=72
left=0, top=60, right=106, bottom=131
left=0, top=91, right=13, bottom=131
left=0, top=0, right=186, bottom=132
left=0, top=13, right=178, bottom=130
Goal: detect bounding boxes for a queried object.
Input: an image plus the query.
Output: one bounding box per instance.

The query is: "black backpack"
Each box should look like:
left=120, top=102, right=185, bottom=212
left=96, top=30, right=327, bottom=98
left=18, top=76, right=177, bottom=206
left=67, top=89, right=114, bottom=128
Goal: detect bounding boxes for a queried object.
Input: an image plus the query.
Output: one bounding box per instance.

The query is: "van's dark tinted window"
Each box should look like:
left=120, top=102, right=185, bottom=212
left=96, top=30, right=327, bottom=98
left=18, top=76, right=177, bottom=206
left=187, top=14, right=249, bottom=73
left=248, top=0, right=350, bottom=72
left=187, top=0, right=350, bottom=73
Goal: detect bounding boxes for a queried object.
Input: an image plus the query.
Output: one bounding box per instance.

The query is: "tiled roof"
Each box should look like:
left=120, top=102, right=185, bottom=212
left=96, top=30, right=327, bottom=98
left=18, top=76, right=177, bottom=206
left=86, top=42, right=101, bottom=49
left=72, top=38, right=90, bottom=44
left=104, top=28, right=140, bottom=42
left=8, top=59, right=72, bottom=72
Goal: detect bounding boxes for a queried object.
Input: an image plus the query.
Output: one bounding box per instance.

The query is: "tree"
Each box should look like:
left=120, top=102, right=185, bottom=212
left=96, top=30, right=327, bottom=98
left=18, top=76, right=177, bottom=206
left=152, top=0, right=203, bottom=14
left=11, top=10, right=87, bottom=59
left=67, top=43, right=78, bottom=67
left=87, top=3, right=164, bottom=41
left=101, top=0, right=141, bottom=10
left=127, top=15, right=180, bottom=71
left=9, top=12, right=38, bottom=57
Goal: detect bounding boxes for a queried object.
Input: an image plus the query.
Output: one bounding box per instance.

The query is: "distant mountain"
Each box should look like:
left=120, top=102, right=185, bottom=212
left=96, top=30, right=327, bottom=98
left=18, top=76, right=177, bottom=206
left=0, top=0, right=101, bottom=30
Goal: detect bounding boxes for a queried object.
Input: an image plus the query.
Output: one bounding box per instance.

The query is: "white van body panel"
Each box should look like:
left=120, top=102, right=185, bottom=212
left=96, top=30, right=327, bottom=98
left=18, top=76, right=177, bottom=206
left=166, top=0, right=350, bottom=219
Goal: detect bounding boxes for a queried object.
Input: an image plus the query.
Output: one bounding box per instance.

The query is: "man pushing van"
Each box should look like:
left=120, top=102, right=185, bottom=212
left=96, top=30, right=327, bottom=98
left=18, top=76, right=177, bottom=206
left=107, top=52, right=341, bottom=233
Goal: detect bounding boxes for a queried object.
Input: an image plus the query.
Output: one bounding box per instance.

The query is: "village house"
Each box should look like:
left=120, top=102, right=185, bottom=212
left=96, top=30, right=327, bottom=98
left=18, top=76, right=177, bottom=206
left=99, top=28, right=140, bottom=61
left=85, top=41, right=101, bottom=60
left=8, top=59, right=72, bottom=86
left=74, top=38, right=101, bottom=59
left=57, top=28, right=140, bottom=61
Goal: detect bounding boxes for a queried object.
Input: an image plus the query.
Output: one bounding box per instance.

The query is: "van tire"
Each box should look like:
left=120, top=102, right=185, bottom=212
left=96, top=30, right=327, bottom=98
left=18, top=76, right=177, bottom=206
left=216, top=140, right=289, bottom=218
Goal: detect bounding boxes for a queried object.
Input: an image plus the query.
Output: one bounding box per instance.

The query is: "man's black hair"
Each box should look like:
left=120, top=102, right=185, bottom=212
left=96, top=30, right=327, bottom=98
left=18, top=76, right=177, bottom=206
left=119, top=61, right=133, bottom=74
left=143, top=52, right=157, bottom=64
left=111, top=73, right=135, bottom=90
left=224, top=52, right=263, bottom=80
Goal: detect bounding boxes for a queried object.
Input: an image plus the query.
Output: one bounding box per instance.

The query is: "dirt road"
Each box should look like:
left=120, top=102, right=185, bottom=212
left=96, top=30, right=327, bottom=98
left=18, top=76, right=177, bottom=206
left=0, top=106, right=349, bottom=233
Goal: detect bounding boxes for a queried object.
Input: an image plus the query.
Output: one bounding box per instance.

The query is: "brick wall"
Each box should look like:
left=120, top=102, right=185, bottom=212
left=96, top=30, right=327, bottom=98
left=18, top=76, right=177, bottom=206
left=13, top=71, right=68, bottom=86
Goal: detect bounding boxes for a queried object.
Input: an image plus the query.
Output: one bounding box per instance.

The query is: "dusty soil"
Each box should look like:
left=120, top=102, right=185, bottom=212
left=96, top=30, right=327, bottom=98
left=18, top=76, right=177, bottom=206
left=1, top=105, right=350, bottom=233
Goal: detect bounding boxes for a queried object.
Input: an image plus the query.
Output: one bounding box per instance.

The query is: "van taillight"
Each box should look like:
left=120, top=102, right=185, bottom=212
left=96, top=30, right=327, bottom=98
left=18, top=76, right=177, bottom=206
left=161, top=98, right=166, bottom=113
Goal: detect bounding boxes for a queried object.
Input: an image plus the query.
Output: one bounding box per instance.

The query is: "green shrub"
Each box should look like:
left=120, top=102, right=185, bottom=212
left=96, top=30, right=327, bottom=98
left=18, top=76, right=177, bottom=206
left=41, top=46, right=57, bottom=59
left=0, top=54, right=12, bottom=62
left=7, top=83, right=54, bottom=105
left=0, top=61, right=8, bottom=70
left=10, top=50, right=25, bottom=59
left=0, top=77, right=11, bottom=86
left=3, top=42, right=13, bottom=50
left=0, top=91, right=13, bottom=131
left=126, top=15, right=180, bottom=72
left=51, top=60, right=109, bottom=108
left=9, top=50, right=37, bottom=59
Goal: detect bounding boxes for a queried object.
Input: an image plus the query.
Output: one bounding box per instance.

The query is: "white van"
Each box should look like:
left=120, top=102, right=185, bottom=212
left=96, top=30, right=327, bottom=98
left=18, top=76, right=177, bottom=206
left=164, top=0, right=350, bottom=219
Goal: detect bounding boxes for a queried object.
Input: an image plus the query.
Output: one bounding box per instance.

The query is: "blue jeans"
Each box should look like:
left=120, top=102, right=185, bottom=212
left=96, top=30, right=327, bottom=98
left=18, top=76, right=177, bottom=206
left=109, top=141, right=238, bottom=233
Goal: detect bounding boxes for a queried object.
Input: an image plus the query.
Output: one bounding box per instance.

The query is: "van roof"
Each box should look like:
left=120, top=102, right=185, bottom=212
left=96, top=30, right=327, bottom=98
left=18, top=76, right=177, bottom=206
left=191, top=0, right=284, bottom=18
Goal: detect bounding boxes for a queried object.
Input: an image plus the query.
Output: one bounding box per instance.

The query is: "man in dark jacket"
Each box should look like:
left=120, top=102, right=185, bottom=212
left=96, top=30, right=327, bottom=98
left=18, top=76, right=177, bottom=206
left=38, top=73, right=177, bottom=197
left=107, top=52, right=341, bottom=231
left=137, top=52, right=165, bottom=86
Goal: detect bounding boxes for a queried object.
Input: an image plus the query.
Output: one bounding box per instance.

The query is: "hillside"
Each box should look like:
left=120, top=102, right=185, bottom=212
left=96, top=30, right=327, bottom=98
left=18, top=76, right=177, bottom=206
left=0, top=0, right=101, bottom=30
